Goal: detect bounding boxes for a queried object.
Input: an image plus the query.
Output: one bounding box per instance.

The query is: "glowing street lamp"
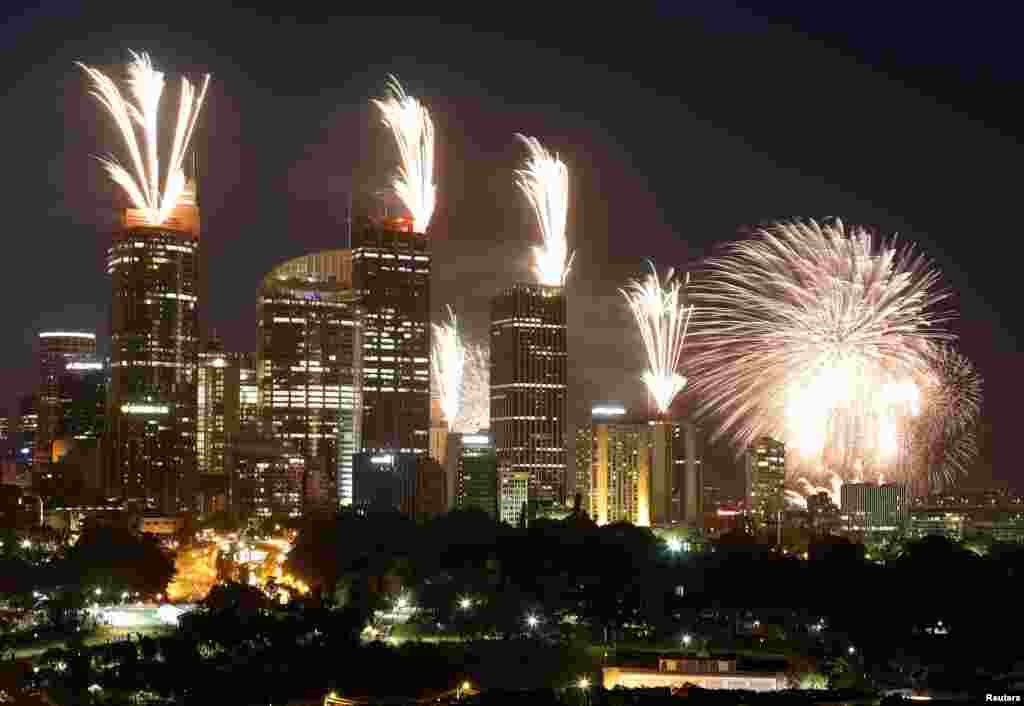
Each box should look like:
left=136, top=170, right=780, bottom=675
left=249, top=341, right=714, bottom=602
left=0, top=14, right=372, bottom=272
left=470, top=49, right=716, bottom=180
left=526, top=614, right=540, bottom=630
left=577, top=677, right=590, bottom=689
left=94, top=587, right=102, bottom=597
left=681, top=634, right=692, bottom=647
left=395, top=596, right=409, bottom=611
left=666, top=537, right=683, bottom=553
left=458, top=596, right=473, bottom=611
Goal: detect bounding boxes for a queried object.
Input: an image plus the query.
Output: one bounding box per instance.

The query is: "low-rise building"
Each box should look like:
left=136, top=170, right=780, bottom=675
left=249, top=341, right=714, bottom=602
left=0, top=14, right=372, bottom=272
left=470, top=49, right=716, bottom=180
left=603, top=656, right=785, bottom=692
left=138, top=515, right=183, bottom=535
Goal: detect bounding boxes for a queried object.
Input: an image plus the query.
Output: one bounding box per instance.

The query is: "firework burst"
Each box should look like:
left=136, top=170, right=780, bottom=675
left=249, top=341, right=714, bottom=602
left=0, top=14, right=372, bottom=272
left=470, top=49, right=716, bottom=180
left=912, top=344, right=982, bottom=492
left=431, top=306, right=464, bottom=431
left=373, top=76, right=436, bottom=233
left=514, top=135, right=574, bottom=286
left=688, top=219, right=952, bottom=484
left=78, top=51, right=210, bottom=226
left=620, top=262, right=695, bottom=416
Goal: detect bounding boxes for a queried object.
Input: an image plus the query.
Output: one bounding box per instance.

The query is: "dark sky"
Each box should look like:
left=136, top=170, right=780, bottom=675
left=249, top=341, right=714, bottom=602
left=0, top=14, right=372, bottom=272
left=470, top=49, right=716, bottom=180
left=2, top=4, right=1021, bottom=493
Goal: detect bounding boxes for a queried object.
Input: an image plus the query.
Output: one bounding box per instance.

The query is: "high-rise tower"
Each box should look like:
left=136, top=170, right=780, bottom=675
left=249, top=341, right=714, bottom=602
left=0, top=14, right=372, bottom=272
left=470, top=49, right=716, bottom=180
left=351, top=217, right=431, bottom=466
left=257, top=249, right=361, bottom=510
left=490, top=282, right=568, bottom=515
left=36, top=331, right=97, bottom=465
left=107, top=182, right=200, bottom=512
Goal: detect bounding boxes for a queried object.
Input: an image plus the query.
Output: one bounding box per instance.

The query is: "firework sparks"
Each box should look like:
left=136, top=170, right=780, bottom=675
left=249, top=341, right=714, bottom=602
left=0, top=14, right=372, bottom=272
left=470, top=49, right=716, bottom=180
left=78, top=51, right=210, bottom=226
left=912, top=344, right=982, bottom=492
left=455, top=341, right=490, bottom=434
left=373, top=76, right=436, bottom=233
left=431, top=306, right=464, bottom=431
left=515, top=135, right=574, bottom=286
left=688, top=219, right=951, bottom=485
left=620, top=262, right=695, bottom=416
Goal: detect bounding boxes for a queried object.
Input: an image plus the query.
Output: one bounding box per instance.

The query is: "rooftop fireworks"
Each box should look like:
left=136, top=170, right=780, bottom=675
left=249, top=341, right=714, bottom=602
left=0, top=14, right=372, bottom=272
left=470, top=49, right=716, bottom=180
left=431, top=306, right=465, bottom=431
left=78, top=51, right=210, bottom=227
left=688, top=219, right=952, bottom=485
left=514, top=135, right=574, bottom=287
left=620, top=263, right=694, bottom=417
left=373, top=76, right=436, bottom=234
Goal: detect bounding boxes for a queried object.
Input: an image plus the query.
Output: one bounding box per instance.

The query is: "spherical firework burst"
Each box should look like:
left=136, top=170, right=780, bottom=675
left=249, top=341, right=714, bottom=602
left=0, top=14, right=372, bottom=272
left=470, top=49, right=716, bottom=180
left=912, top=344, right=982, bottom=493
left=78, top=51, right=210, bottom=226
left=620, top=262, right=695, bottom=416
left=687, top=219, right=952, bottom=484
left=431, top=306, right=464, bottom=431
left=514, top=134, right=574, bottom=286
left=372, top=75, right=436, bottom=233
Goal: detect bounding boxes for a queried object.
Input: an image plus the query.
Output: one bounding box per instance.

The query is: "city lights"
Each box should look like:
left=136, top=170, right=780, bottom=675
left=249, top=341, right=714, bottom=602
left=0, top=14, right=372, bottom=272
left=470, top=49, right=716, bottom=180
left=666, top=537, right=683, bottom=553
left=458, top=597, right=473, bottom=611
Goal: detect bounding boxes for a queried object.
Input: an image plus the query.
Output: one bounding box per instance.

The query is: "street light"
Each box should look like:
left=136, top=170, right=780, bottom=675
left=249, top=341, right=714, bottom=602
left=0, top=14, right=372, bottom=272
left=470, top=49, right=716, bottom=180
left=577, top=677, right=590, bottom=690
left=848, top=645, right=855, bottom=655
left=666, top=537, right=683, bottom=553
left=94, top=588, right=102, bottom=597
left=526, top=614, right=539, bottom=629
left=681, top=634, right=692, bottom=647
left=395, top=596, right=409, bottom=611
left=459, top=597, right=473, bottom=611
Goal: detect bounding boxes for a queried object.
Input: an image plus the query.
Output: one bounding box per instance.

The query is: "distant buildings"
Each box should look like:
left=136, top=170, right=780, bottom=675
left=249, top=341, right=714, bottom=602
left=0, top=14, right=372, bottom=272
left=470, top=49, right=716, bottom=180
left=490, top=282, right=568, bottom=517
left=107, top=182, right=201, bottom=512
left=907, top=490, right=1024, bottom=543
left=841, top=482, right=910, bottom=533
left=745, top=437, right=785, bottom=527
left=257, top=249, right=361, bottom=511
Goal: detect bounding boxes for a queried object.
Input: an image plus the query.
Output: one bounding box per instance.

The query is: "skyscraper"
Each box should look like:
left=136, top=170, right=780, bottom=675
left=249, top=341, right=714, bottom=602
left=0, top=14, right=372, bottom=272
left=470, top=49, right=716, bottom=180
left=238, top=353, right=259, bottom=431
left=37, top=331, right=98, bottom=466
left=490, top=283, right=568, bottom=516
left=351, top=217, right=431, bottom=459
left=107, top=182, right=200, bottom=512
left=196, top=339, right=240, bottom=513
left=257, top=249, right=361, bottom=511
left=456, top=431, right=497, bottom=519
left=643, top=419, right=703, bottom=528
left=583, top=404, right=645, bottom=526
left=745, top=436, right=785, bottom=527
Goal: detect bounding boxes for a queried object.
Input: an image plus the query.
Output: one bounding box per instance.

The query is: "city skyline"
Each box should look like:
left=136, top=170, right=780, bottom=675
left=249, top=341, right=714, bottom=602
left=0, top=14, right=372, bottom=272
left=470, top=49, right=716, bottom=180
left=1, top=10, right=1017, bottom=495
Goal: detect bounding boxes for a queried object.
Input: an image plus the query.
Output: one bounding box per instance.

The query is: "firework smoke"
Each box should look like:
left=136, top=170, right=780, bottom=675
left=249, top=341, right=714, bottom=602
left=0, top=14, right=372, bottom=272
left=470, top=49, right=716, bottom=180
left=373, top=76, right=436, bottom=233
left=620, top=262, right=695, bottom=416
left=514, top=135, right=574, bottom=286
left=431, top=306, right=464, bottom=431
left=78, top=51, right=210, bottom=226
left=912, top=344, right=982, bottom=492
left=688, top=219, right=951, bottom=485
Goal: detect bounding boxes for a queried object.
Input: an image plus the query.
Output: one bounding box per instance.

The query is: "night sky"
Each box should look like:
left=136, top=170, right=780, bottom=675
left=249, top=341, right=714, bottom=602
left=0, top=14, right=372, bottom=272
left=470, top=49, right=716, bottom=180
left=2, top=4, right=1021, bottom=494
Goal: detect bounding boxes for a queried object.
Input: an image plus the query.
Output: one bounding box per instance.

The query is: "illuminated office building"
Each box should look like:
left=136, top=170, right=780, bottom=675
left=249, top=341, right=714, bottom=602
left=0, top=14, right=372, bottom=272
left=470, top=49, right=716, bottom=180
left=499, top=469, right=530, bottom=526
left=744, top=437, right=785, bottom=527
left=841, top=482, right=908, bottom=534
left=13, top=395, right=38, bottom=470
left=455, top=431, right=497, bottom=519
left=196, top=339, right=240, bottom=513
left=490, top=283, right=568, bottom=516
left=644, top=419, right=703, bottom=528
left=53, top=356, right=107, bottom=448
left=107, top=180, right=200, bottom=512
left=351, top=217, right=431, bottom=459
left=574, top=426, right=591, bottom=507
left=582, top=404, right=646, bottom=526
left=228, top=432, right=305, bottom=518
left=258, top=249, right=361, bottom=511
left=36, top=331, right=97, bottom=464
left=238, top=353, right=259, bottom=431
left=352, top=452, right=446, bottom=518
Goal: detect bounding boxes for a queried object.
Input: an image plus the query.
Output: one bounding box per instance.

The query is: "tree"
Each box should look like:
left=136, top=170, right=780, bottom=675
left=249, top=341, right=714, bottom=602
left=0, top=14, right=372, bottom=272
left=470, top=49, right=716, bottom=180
left=59, top=526, right=175, bottom=597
